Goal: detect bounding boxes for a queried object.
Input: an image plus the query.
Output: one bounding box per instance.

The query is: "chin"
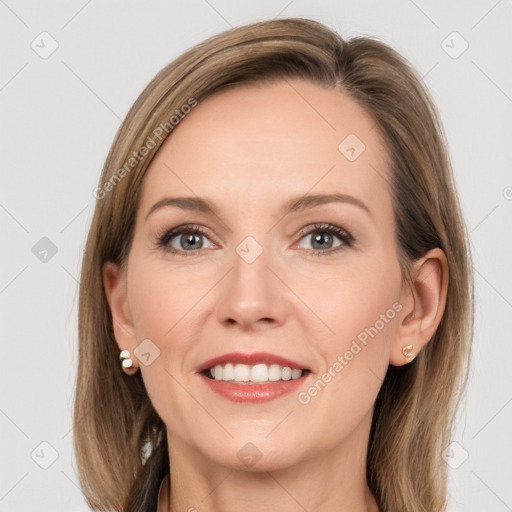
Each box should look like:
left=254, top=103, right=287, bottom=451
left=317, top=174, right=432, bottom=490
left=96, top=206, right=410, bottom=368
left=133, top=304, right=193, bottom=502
left=200, top=437, right=308, bottom=473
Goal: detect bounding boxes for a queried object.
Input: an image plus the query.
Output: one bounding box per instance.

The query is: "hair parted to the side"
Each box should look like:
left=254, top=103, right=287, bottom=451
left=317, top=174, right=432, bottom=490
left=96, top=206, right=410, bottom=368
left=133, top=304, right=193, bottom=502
left=74, top=17, right=473, bottom=512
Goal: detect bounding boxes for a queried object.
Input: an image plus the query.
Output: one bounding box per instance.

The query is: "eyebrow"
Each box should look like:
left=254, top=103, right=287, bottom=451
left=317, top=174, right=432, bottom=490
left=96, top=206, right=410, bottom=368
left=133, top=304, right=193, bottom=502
left=145, top=193, right=372, bottom=221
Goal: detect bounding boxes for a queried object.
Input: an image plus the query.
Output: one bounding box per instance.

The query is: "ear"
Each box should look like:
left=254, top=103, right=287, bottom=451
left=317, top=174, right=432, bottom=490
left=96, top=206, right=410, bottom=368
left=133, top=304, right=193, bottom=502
left=102, top=261, right=138, bottom=364
left=390, top=248, right=449, bottom=366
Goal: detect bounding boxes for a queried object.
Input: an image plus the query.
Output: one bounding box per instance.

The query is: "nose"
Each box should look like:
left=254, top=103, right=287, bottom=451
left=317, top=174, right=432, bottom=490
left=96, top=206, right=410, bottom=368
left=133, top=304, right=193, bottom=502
left=216, top=242, right=291, bottom=331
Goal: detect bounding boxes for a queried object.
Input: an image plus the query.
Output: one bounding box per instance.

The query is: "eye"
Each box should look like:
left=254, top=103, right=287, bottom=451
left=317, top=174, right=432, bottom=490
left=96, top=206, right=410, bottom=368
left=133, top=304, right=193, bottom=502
left=154, top=222, right=355, bottom=256
left=155, top=224, right=215, bottom=256
left=295, top=223, right=355, bottom=255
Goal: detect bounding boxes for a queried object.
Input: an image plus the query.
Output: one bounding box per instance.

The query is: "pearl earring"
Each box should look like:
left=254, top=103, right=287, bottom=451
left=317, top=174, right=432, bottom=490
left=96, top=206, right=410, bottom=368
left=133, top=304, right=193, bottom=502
left=119, top=349, right=138, bottom=375
left=401, top=345, right=413, bottom=358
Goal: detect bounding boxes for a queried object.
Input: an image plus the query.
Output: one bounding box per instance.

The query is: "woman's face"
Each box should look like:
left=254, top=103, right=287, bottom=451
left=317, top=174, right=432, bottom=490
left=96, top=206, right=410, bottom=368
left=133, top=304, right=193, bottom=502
left=110, top=78, right=407, bottom=471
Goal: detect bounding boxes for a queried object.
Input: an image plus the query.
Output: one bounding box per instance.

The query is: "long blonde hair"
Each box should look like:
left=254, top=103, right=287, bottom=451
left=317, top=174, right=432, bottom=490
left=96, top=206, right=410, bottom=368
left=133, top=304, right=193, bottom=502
left=74, top=17, right=474, bottom=512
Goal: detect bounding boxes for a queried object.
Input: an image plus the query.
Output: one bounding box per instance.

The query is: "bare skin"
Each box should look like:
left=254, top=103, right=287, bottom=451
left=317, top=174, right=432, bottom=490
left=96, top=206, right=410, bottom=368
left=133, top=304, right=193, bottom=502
left=104, top=78, right=448, bottom=512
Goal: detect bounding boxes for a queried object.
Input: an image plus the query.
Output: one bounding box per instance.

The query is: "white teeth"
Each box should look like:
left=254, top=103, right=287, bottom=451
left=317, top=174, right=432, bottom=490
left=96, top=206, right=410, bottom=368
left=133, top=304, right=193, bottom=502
left=234, top=363, right=250, bottom=382
left=268, top=364, right=282, bottom=381
left=206, top=363, right=305, bottom=383
left=250, top=363, right=268, bottom=383
left=291, top=368, right=302, bottom=379
left=223, top=363, right=234, bottom=380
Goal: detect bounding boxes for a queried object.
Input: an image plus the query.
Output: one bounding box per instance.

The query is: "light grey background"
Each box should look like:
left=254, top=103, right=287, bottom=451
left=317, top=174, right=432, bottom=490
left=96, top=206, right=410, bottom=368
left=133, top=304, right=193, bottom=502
left=1, top=1, right=511, bottom=511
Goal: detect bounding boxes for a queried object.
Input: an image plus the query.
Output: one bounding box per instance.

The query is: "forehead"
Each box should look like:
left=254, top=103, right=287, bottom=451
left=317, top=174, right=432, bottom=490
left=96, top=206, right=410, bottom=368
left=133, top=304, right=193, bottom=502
left=139, top=78, right=391, bottom=220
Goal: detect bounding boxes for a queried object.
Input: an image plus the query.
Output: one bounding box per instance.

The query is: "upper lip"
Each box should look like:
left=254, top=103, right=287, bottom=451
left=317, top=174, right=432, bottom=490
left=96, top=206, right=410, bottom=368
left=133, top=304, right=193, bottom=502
left=196, top=351, right=311, bottom=373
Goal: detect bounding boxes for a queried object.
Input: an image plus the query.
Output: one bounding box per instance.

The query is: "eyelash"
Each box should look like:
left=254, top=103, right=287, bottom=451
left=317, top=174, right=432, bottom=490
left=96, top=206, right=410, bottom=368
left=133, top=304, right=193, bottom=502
left=154, top=222, right=356, bottom=257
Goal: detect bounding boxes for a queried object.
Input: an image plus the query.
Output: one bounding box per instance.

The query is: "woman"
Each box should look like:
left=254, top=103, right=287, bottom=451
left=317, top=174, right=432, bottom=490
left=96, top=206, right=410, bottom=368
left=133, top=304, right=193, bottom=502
left=74, top=17, right=473, bottom=512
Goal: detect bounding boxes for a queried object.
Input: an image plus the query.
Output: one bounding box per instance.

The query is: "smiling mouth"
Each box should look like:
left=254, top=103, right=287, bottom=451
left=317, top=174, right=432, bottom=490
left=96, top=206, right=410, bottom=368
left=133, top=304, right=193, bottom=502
left=201, top=363, right=311, bottom=384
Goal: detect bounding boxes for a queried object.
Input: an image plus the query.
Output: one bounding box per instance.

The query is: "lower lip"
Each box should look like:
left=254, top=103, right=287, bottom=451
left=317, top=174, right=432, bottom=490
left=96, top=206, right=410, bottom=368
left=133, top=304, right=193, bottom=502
left=198, top=373, right=309, bottom=403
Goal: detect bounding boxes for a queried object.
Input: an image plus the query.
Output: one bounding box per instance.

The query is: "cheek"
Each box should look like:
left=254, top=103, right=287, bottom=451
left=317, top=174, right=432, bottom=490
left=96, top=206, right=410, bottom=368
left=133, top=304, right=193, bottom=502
left=301, top=254, right=401, bottom=403
left=296, top=251, right=401, bottom=343
left=127, top=257, right=208, bottom=339
left=127, top=261, right=205, bottom=438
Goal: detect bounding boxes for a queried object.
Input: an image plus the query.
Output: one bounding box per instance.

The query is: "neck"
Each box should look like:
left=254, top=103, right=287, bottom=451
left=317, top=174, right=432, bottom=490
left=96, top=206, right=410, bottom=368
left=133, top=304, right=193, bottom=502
left=160, top=412, right=379, bottom=512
